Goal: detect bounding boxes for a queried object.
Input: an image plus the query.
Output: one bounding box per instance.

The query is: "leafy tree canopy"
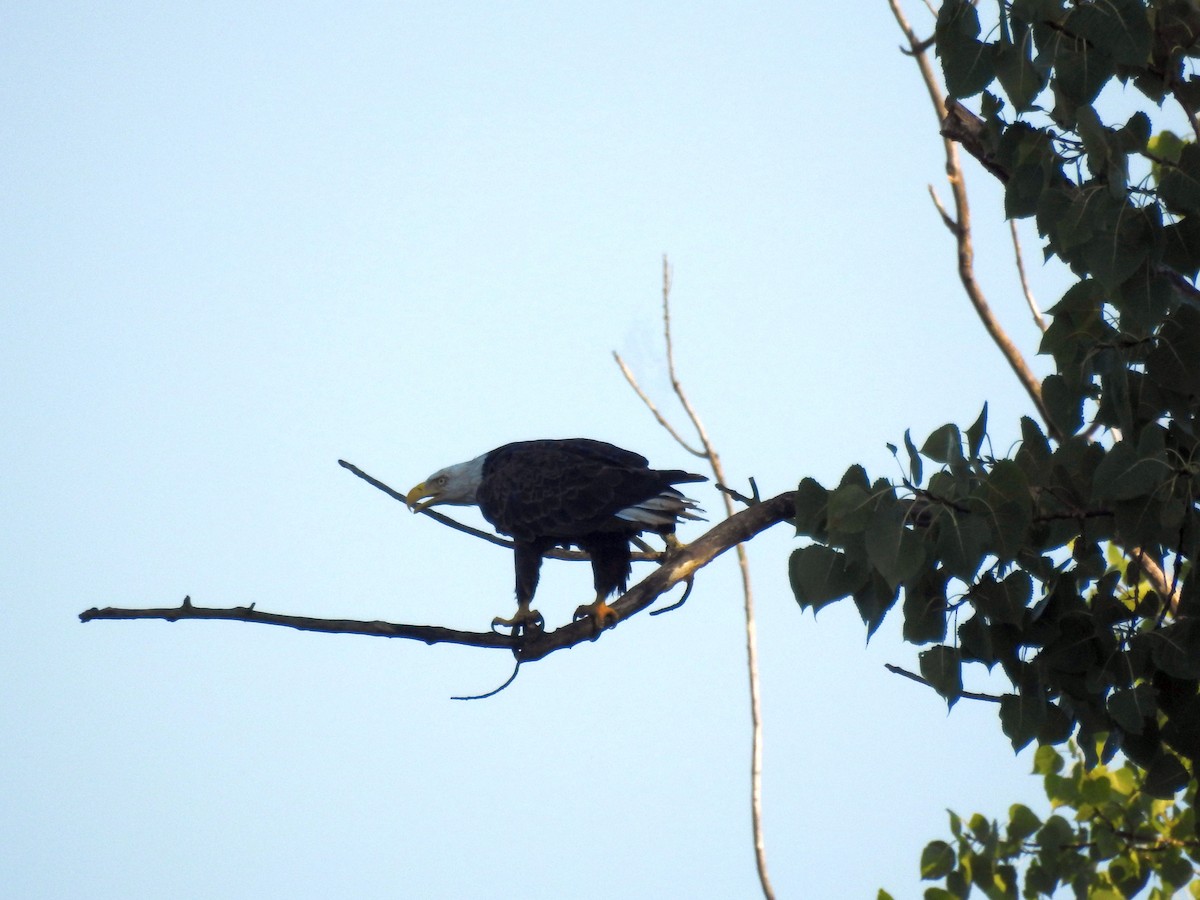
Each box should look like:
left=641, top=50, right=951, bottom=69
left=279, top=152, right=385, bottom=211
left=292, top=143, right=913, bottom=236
left=792, top=0, right=1200, bottom=895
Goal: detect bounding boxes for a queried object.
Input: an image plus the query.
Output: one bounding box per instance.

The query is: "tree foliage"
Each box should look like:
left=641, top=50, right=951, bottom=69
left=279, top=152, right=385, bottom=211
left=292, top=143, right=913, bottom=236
left=903, top=742, right=1200, bottom=899
left=792, top=0, right=1200, bottom=895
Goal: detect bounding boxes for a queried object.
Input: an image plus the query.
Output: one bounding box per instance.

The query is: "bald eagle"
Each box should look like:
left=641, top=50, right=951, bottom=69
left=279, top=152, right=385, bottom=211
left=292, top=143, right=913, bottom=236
left=405, top=438, right=706, bottom=633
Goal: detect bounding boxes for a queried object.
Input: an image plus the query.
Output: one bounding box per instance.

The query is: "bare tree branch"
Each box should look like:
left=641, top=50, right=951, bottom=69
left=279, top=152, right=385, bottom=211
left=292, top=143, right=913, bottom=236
left=78, top=595, right=519, bottom=649
left=883, top=663, right=1004, bottom=703
left=79, top=491, right=798, bottom=666
left=887, top=2, right=1060, bottom=443
left=617, top=257, right=776, bottom=900
left=611, top=354, right=706, bottom=457
left=927, top=184, right=958, bottom=232
left=1010, top=220, right=1047, bottom=333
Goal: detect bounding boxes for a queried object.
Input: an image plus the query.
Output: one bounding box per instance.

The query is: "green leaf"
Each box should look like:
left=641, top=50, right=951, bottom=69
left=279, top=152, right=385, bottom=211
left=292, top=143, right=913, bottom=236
left=921, top=840, right=957, bottom=880
left=1147, top=305, right=1200, bottom=399
left=1115, top=112, right=1150, bottom=154
left=936, top=0, right=996, bottom=98
left=922, top=423, right=965, bottom=467
left=903, top=569, right=950, bottom=644
left=994, top=30, right=1046, bottom=110
left=827, top=483, right=874, bottom=535
left=1033, top=743, right=1063, bottom=776
left=957, top=612, right=994, bottom=667
left=1036, top=813, right=1074, bottom=854
left=966, top=403, right=988, bottom=459
left=967, top=812, right=992, bottom=843
left=973, top=572, right=1031, bottom=626
left=904, top=429, right=923, bottom=485
left=1149, top=129, right=1186, bottom=168
left=1041, top=373, right=1084, bottom=436
left=794, top=477, right=828, bottom=537
left=789, top=545, right=867, bottom=612
left=1160, top=143, right=1200, bottom=216
left=920, top=645, right=963, bottom=706
left=1079, top=771, right=1113, bottom=805
left=1143, top=753, right=1189, bottom=798
left=1092, top=439, right=1162, bottom=502
left=1113, top=267, right=1176, bottom=334
left=1080, top=202, right=1155, bottom=290
left=1067, top=0, right=1151, bottom=66
left=865, top=504, right=927, bottom=589
left=1151, top=621, right=1200, bottom=680
left=1007, top=803, right=1041, bottom=842
left=1108, top=684, right=1157, bottom=734
left=1001, top=692, right=1047, bottom=751
left=854, top=572, right=900, bottom=640
left=1162, top=214, right=1200, bottom=279
left=936, top=513, right=991, bottom=582
left=1052, top=30, right=1115, bottom=107
left=972, top=459, right=1033, bottom=561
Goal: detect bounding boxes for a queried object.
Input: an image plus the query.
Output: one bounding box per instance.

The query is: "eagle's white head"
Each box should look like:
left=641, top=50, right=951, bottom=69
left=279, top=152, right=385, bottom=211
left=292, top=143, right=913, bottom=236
left=405, top=453, right=487, bottom=511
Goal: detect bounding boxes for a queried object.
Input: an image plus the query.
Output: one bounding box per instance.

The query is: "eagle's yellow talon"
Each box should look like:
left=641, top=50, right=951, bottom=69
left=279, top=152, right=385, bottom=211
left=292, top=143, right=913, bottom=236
left=491, top=607, right=544, bottom=635
left=574, top=598, right=619, bottom=631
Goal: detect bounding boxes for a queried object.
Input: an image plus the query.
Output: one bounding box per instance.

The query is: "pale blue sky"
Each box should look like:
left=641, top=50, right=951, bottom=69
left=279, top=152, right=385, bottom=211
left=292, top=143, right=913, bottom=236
left=5, top=3, right=1080, bottom=897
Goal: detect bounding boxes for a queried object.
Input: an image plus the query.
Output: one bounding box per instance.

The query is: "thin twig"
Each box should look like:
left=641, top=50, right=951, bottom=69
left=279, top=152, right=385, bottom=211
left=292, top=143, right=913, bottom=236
left=927, top=185, right=958, bottom=233
left=618, top=256, right=776, bottom=900
left=452, top=661, right=522, bottom=700
left=611, top=354, right=706, bottom=457
left=884, top=663, right=1004, bottom=703
left=1010, top=220, right=1047, bottom=333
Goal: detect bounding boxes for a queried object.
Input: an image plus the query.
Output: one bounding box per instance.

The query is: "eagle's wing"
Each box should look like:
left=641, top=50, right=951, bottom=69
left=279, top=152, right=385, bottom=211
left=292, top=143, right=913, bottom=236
left=478, top=441, right=682, bottom=540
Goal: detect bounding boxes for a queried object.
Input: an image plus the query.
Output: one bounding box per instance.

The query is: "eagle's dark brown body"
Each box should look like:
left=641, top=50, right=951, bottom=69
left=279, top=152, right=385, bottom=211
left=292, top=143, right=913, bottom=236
left=476, top=439, right=706, bottom=610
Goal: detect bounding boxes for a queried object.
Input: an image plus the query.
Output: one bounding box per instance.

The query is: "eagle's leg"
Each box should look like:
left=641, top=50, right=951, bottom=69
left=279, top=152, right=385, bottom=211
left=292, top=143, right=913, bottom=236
left=656, top=531, right=692, bottom=566
left=491, top=598, right=544, bottom=635
left=492, top=541, right=546, bottom=636
left=573, top=594, right=619, bottom=631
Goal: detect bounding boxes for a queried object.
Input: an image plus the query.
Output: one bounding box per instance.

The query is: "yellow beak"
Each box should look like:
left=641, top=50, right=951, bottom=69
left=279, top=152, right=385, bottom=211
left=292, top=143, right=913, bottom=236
left=405, top=482, right=438, bottom=512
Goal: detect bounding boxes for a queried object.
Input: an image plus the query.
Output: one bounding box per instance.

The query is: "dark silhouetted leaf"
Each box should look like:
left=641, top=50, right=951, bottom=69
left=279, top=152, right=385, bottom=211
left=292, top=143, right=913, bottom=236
left=1001, top=692, right=1047, bottom=751
left=1143, top=753, right=1189, bottom=798
left=904, top=428, right=923, bottom=485
left=994, top=31, right=1046, bottom=110
left=853, top=572, right=899, bottom=640
left=936, top=0, right=996, bottom=97
left=866, top=504, right=926, bottom=589
left=1107, top=684, right=1157, bottom=734
left=789, top=545, right=866, bottom=612
left=1067, top=0, right=1152, bottom=66
left=922, top=423, right=965, bottom=466
left=966, top=403, right=988, bottom=459
left=1160, top=142, right=1200, bottom=215
left=794, top=477, right=829, bottom=537
left=920, top=645, right=963, bottom=706
left=827, top=483, right=874, bottom=535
